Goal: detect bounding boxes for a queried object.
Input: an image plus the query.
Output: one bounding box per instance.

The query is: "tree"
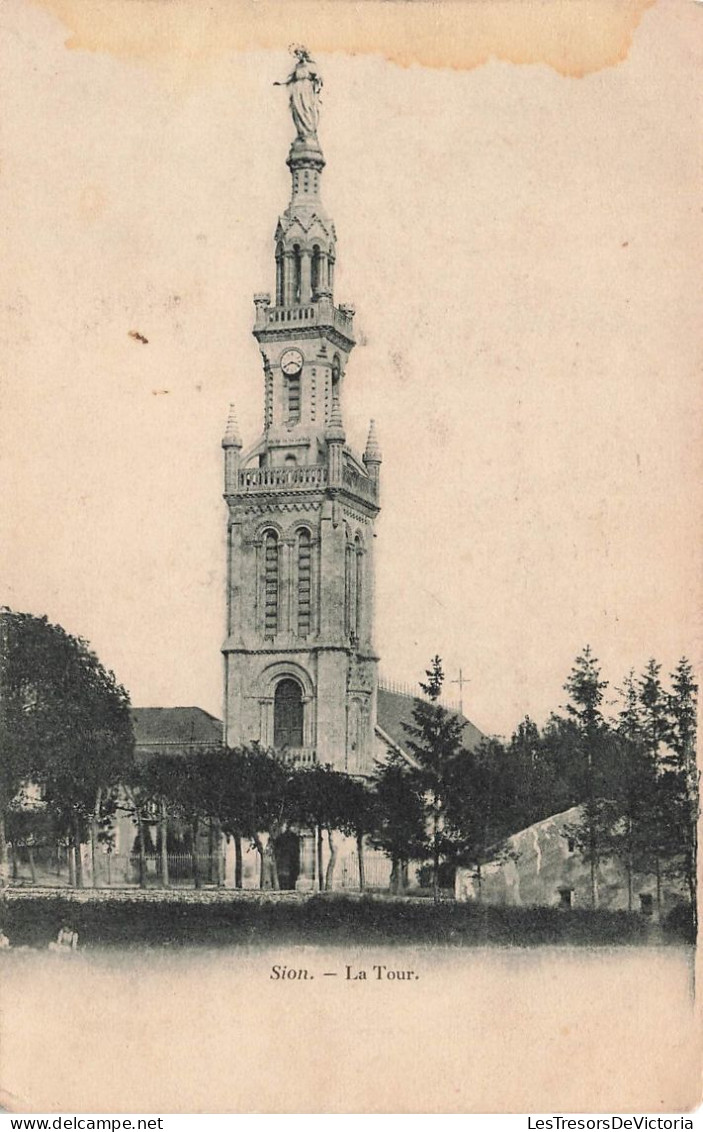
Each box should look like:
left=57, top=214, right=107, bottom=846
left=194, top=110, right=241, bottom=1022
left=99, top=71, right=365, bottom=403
left=561, top=646, right=610, bottom=908
left=333, top=774, right=377, bottom=891
left=663, top=658, right=698, bottom=920
left=634, top=658, right=675, bottom=914
left=0, top=609, right=134, bottom=889
left=401, top=656, right=468, bottom=903
left=227, top=746, right=292, bottom=890
left=162, top=746, right=227, bottom=889
left=287, top=763, right=355, bottom=890
left=210, top=747, right=250, bottom=889
left=603, top=671, right=660, bottom=911
left=441, top=737, right=518, bottom=900
left=370, top=751, right=427, bottom=895
left=124, top=751, right=184, bottom=888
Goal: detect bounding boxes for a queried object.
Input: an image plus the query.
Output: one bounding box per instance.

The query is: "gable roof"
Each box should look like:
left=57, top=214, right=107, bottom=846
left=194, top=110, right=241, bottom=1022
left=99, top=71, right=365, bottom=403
left=132, top=707, right=223, bottom=751
left=131, top=695, right=486, bottom=760
left=376, top=687, right=486, bottom=756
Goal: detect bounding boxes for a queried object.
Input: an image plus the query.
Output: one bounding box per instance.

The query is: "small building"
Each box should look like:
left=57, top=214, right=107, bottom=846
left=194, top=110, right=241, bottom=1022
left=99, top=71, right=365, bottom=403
left=455, top=806, right=686, bottom=918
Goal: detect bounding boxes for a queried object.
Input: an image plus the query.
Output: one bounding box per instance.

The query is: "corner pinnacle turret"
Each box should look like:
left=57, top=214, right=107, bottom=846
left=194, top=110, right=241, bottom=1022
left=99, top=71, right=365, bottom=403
left=222, top=402, right=242, bottom=449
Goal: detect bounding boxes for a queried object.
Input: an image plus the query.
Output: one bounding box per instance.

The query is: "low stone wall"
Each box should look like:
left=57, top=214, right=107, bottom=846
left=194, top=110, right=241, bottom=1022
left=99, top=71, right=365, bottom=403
left=3, top=885, right=311, bottom=905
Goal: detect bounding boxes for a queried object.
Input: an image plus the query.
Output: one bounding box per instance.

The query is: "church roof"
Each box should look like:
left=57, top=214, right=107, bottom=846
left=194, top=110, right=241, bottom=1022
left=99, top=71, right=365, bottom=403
left=131, top=696, right=486, bottom=760
left=376, top=687, right=486, bottom=755
left=132, top=707, right=224, bottom=752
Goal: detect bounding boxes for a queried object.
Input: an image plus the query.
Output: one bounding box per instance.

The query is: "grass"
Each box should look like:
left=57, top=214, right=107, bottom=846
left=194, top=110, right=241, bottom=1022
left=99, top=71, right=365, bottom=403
left=0, top=891, right=688, bottom=949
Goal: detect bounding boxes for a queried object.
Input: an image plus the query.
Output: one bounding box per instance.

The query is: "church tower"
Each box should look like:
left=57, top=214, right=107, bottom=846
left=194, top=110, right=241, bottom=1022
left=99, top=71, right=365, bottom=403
left=222, top=51, right=381, bottom=777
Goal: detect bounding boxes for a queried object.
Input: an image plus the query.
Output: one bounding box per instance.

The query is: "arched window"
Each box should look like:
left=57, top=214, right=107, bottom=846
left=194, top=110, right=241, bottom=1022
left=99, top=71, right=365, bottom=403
left=274, top=678, right=304, bottom=749
left=263, top=530, right=279, bottom=638
left=297, top=528, right=312, bottom=637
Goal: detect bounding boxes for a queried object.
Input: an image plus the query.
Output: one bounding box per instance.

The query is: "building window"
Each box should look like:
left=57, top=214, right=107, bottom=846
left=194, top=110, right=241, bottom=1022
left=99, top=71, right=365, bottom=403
left=274, top=678, right=304, bottom=749
left=297, top=529, right=312, bottom=637
left=263, top=531, right=279, bottom=637
left=287, top=374, right=301, bottom=422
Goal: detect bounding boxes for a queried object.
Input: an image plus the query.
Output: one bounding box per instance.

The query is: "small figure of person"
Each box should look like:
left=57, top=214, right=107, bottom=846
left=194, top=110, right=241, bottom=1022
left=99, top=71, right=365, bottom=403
left=48, top=925, right=78, bottom=952
left=0, top=931, right=10, bottom=949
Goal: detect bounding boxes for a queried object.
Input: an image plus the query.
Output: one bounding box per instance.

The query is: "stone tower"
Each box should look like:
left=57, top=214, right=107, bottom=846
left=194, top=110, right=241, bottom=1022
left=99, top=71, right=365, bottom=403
left=222, top=52, right=381, bottom=777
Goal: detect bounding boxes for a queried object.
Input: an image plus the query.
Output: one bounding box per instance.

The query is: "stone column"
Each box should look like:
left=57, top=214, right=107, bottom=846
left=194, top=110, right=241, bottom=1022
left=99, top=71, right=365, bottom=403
left=228, top=519, right=244, bottom=639
left=280, top=538, right=294, bottom=634
left=283, top=251, right=295, bottom=306
left=259, top=697, right=273, bottom=746
left=318, top=253, right=329, bottom=293
left=301, top=694, right=315, bottom=747
left=300, top=250, right=312, bottom=304
left=253, top=539, right=262, bottom=634
left=275, top=253, right=284, bottom=305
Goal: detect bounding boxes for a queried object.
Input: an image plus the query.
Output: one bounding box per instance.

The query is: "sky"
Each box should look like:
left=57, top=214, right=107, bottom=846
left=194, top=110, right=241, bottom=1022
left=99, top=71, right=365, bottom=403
left=1, top=0, right=701, bottom=737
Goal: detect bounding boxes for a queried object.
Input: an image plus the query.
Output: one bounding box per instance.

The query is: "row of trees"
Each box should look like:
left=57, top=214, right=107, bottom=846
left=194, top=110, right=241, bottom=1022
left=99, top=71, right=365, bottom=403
left=369, top=649, right=698, bottom=913
left=1, top=611, right=698, bottom=914
left=125, top=747, right=373, bottom=891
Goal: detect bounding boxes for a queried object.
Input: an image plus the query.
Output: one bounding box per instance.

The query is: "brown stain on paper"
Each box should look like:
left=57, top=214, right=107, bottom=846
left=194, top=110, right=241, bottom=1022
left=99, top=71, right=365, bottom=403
left=29, top=0, right=656, bottom=78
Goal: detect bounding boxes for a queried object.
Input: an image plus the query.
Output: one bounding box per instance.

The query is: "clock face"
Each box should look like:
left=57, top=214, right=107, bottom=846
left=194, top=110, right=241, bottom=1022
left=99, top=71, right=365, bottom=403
left=280, top=348, right=304, bottom=376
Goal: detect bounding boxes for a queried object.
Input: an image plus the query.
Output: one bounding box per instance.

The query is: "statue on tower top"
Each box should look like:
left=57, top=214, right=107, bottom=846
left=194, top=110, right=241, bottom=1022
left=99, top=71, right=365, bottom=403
left=275, top=45, right=323, bottom=143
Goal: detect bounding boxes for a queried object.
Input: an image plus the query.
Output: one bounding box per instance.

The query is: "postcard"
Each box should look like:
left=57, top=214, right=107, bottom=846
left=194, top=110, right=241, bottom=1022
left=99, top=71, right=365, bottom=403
left=0, top=0, right=700, bottom=1115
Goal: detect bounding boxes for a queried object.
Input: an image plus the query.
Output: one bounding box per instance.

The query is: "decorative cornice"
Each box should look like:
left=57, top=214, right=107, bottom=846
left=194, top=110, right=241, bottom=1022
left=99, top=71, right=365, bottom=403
left=341, top=504, right=373, bottom=526
left=227, top=499, right=323, bottom=516
left=254, top=325, right=354, bottom=352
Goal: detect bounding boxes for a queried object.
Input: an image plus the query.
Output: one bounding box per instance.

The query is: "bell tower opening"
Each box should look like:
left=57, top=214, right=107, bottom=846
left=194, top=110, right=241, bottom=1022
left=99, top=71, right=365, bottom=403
left=274, top=678, right=304, bottom=749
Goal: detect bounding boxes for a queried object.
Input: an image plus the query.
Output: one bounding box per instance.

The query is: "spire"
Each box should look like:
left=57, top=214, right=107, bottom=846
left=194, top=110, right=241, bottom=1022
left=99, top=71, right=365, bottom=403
left=363, top=419, right=382, bottom=466
left=270, top=47, right=336, bottom=311
left=325, top=396, right=346, bottom=443
left=222, top=402, right=242, bottom=449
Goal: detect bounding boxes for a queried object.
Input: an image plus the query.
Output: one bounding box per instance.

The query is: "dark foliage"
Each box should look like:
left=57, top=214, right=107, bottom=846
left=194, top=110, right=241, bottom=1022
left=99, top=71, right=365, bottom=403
left=0, top=893, right=660, bottom=950
left=0, top=609, right=134, bottom=887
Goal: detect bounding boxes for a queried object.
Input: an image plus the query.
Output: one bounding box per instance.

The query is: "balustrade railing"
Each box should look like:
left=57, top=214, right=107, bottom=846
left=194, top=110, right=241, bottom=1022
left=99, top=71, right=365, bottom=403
left=237, top=465, right=327, bottom=492
left=255, top=300, right=354, bottom=339
left=266, top=305, right=316, bottom=325
left=342, top=464, right=378, bottom=503
left=281, top=747, right=317, bottom=766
